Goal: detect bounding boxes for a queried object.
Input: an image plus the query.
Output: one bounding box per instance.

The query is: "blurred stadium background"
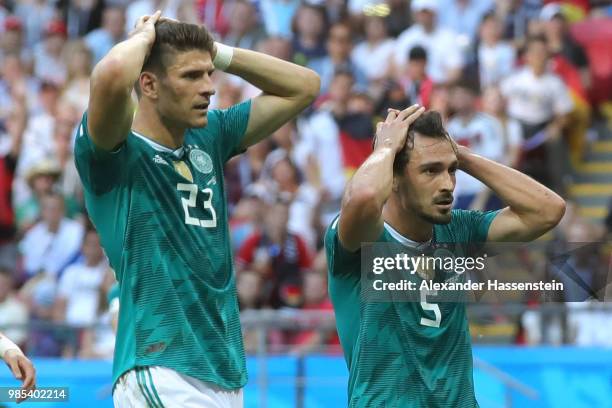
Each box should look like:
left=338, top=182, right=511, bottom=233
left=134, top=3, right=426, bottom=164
left=0, top=0, right=611, bottom=406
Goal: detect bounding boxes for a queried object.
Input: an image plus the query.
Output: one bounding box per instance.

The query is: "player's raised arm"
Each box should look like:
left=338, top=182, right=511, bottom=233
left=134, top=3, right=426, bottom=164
left=216, top=44, right=320, bottom=148
left=338, top=105, right=425, bottom=252
left=457, top=146, right=566, bottom=242
left=87, top=11, right=161, bottom=151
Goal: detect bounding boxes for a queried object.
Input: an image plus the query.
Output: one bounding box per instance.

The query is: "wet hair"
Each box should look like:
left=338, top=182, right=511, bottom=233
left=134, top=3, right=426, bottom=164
left=393, top=111, right=456, bottom=174
left=135, top=20, right=215, bottom=96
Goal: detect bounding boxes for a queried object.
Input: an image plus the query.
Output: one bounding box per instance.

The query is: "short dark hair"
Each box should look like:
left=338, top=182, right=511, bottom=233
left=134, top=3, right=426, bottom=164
left=136, top=20, right=215, bottom=96
left=393, top=111, right=456, bottom=174
left=408, top=46, right=427, bottom=62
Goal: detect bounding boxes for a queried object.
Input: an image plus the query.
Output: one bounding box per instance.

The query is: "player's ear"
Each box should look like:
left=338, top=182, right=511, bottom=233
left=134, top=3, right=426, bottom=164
left=139, top=72, right=159, bottom=99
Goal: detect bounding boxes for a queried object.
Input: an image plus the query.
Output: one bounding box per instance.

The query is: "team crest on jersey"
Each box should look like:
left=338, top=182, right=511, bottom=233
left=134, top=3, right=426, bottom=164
left=189, top=149, right=213, bottom=174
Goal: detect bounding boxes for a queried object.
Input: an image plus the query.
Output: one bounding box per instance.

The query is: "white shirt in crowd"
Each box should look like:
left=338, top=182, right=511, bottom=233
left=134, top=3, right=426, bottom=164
left=20, top=218, right=85, bottom=277
left=293, top=111, right=346, bottom=227
left=447, top=112, right=504, bottom=197
left=294, top=111, right=346, bottom=202
left=352, top=39, right=396, bottom=81
left=58, top=260, right=108, bottom=327
left=394, top=24, right=463, bottom=83
left=500, top=67, right=574, bottom=125
left=478, top=42, right=516, bottom=87
left=437, top=0, right=494, bottom=41
left=0, top=296, right=29, bottom=345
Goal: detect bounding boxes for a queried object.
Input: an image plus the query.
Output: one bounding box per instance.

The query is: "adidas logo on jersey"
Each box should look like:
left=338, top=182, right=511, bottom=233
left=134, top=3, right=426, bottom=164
left=153, top=155, right=169, bottom=166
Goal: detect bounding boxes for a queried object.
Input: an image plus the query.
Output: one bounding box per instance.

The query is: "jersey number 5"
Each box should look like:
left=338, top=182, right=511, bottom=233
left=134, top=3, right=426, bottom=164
left=420, top=289, right=441, bottom=328
left=177, top=183, right=217, bottom=228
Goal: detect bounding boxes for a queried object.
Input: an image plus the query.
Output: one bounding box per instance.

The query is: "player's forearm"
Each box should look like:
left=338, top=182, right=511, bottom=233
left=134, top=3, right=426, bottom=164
left=344, top=147, right=396, bottom=215
left=92, top=33, right=153, bottom=92
left=224, top=48, right=320, bottom=103
left=459, top=148, right=565, bottom=227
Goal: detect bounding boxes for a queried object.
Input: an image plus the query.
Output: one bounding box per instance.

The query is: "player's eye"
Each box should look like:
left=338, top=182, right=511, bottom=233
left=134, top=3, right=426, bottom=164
left=184, top=71, right=203, bottom=80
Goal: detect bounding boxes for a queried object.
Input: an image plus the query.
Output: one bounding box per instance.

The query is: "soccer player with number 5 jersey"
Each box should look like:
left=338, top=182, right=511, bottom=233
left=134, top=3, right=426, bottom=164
left=74, top=12, right=319, bottom=408
left=325, top=105, right=565, bottom=407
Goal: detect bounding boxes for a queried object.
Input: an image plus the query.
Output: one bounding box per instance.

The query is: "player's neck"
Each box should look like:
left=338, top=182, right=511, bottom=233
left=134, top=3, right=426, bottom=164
left=132, top=104, right=186, bottom=150
left=383, top=199, right=433, bottom=243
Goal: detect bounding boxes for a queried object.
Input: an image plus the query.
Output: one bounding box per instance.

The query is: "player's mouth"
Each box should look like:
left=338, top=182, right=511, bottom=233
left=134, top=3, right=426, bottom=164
left=193, top=102, right=209, bottom=112
left=434, top=197, right=453, bottom=210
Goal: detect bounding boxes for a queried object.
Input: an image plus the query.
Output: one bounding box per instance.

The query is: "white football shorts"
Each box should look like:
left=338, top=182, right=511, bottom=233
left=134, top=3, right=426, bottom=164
left=113, top=366, right=243, bottom=408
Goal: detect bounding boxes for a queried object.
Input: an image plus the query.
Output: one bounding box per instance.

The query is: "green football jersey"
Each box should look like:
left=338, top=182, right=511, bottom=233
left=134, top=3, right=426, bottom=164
left=325, top=209, right=498, bottom=407
left=74, top=100, right=251, bottom=390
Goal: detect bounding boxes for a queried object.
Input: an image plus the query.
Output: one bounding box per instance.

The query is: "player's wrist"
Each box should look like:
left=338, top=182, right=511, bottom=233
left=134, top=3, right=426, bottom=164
left=213, top=42, right=234, bottom=71
left=0, top=336, right=21, bottom=359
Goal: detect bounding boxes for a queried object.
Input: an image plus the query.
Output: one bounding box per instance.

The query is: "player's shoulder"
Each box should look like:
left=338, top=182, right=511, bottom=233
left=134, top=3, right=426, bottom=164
left=437, top=209, right=499, bottom=242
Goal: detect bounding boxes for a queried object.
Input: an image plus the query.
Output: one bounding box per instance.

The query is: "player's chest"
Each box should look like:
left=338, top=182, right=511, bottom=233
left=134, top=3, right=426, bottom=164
left=143, top=143, right=219, bottom=188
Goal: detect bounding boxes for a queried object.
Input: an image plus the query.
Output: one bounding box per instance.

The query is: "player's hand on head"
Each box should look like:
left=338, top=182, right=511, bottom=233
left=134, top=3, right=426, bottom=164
left=129, top=10, right=162, bottom=43
left=374, top=104, right=425, bottom=153
left=4, top=349, right=36, bottom=402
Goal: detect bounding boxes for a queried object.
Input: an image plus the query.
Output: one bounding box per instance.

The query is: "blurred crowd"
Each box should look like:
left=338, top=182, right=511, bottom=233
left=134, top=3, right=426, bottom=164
left=0, top=0, right=611, bottom=358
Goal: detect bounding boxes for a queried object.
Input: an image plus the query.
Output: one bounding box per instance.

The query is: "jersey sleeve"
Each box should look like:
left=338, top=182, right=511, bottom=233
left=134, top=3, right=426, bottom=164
left=451, top=209, right=500, bottom=242
left=73, top=111, right=129, bottom=195
left=324, top=215, right=362, bottom=276
left=209, top=100, right=252, bottom=163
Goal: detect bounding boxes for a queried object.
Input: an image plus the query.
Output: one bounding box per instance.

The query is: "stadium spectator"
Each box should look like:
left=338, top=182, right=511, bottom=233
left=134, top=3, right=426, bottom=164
left=33, top=20, right=69, bottom=85
left=16, top=158, right=81, bottom=231
left=14, top=0, right=57, bottom=48
left=78, top=269, right=118, bottom=359
left=468, top=11, right=516, bottom=87
left=256, top=35, right=292, bottom=61
left=0, top=267, right=29, bottom=347
left=447, top=79, right=504, bottom=210
left=495, top=0, right=543, bottom=44
left=384, top=0, right=412, bottom=37
left=396, top=46, right=434, bottom=109
left=290, top=3, right=328, bottom=66
left=294, top=70, right=351, bottom=223
left=124, top=0, right=179, bottom=34
left=428, top=83, right=451, bottom=123
left=539, top=3, right=590, bottom=90
left=236, top=270, right=264, bottom=353
left=15, top=81, right=61, bottom=186
left=481, top=86, right=523, bottom=169
left=0, top=54, right=39, bottom=115
left=236, top=196, right=312, bottom=309
left=60, top=0, right=105, bottom=38
left=351, top=14, right=395, bottom=85
left=260, top=149, right=318, bottom=248
left=289, top=251, right=339, bottom=354
left=259, top=0, right=301, bottom=38
left=0, top=81, right=26, bottom=270
left=19, top=192, right=84, bottom=278
left=309, top=22, right=367, bottom=93
left=437, top=0, right=494, bottom=43
left=61, top=41, right=93, bottom=116
left=0, top=16, right=32, bottom=66
left=53, top=228, right=108, bottom=328
left=394, top=0, right=464, bottom=84
left=223, top=0, right=267, bottom=50
left=500, top=35, right=573, bottom=191
left=84, top=6, right=126, bottom=64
